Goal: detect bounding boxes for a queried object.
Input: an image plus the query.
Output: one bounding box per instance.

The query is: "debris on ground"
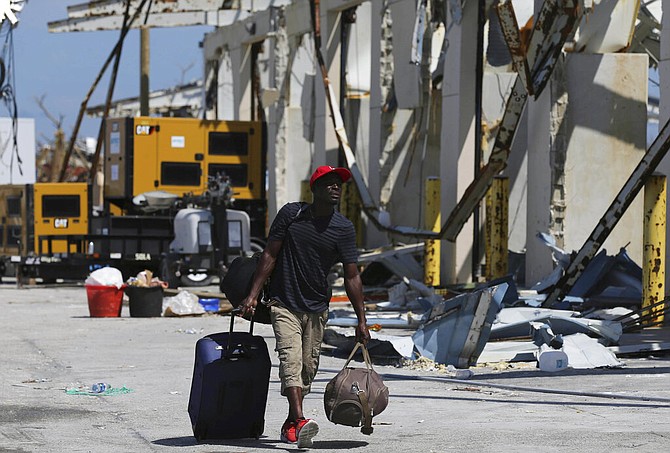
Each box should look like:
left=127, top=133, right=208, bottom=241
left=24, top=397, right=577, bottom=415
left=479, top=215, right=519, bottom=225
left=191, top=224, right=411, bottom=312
left=412, top=283, right=509, bottom=368
left=65, top=384, right=134, bottom=396
left=163, top=291, right=205, bottom=316
left=322, top=234, right=665, bottom=374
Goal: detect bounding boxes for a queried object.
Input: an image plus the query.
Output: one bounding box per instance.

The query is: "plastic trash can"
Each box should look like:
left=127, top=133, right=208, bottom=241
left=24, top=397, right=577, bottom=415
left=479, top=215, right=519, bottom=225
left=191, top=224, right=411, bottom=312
left=86, top=285, right=125, bottom=317
left=125, top=286, right=164, bottom=317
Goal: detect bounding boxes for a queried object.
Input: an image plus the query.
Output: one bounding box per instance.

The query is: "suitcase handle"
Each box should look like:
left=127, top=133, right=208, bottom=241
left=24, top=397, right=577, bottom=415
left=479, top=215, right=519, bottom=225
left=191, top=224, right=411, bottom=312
left=225, top=308, right=255, bottom=356
left=229, top=308, right=255, bottom=333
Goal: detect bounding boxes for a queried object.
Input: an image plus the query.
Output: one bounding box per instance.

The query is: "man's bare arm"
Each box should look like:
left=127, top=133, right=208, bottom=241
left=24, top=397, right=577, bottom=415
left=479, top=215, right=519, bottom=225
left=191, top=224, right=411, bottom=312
left=239, top=239, right=282, bottom=317
left=343, top=262, right=371, bottom=344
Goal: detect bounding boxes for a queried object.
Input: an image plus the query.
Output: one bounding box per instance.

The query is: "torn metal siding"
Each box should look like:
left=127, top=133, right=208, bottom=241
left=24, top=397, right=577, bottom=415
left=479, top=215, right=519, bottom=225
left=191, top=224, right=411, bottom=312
left=493, top=0, right=579, bottom=111
left=629, top=3, right=661, bottom=67
left=412, top=283, right=509, bottom=367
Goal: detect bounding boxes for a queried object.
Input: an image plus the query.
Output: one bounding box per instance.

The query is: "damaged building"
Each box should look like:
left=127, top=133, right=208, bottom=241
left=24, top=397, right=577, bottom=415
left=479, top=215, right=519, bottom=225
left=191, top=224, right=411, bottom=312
left=36, top=0, right=670, bottom=372
left=50, top=0, right=660, bottom=290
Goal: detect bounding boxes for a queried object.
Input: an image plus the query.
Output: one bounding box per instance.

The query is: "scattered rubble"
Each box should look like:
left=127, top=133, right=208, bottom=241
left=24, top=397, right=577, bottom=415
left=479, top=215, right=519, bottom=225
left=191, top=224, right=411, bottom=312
left=323, top=237, right=664, bottom=375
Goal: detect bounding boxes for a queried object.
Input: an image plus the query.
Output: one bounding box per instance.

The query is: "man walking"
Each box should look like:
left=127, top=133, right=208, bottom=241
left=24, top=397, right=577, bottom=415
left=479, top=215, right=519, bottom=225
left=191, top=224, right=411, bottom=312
left=239, top=165, right=370, bottom=448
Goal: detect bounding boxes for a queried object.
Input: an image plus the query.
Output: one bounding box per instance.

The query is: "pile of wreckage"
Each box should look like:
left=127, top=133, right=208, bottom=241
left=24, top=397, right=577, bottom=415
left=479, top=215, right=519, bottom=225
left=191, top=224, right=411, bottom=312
left=324, top=235, right=667, bottom=373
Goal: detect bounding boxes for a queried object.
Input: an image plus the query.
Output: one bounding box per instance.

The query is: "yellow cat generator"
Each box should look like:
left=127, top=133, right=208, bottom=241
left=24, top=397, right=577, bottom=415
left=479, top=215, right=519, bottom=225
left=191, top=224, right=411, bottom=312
left=104, top=117, right=266, bottom=239
left=0, top=117, right=267, bottom=285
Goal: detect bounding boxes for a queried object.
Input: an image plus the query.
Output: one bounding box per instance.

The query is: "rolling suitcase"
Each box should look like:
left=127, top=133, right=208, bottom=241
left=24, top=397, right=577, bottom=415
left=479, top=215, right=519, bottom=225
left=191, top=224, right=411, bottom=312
left=188, top=312, right=271, bottom=441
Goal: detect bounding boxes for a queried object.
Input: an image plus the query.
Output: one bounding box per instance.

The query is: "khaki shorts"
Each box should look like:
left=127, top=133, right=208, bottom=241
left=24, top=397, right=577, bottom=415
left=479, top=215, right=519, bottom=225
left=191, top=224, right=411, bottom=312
left=270, top=304, right=328, bottom=396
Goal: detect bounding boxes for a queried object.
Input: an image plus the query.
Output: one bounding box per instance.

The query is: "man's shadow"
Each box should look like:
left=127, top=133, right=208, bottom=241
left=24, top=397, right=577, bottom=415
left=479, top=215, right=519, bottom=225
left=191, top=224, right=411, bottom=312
left=153, top=436, right=368, bottom=450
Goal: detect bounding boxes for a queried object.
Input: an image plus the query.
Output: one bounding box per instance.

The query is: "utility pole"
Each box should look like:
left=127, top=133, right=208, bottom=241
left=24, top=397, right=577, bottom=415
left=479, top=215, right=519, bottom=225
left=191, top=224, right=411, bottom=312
left=140, top=25, right=150, bottom=116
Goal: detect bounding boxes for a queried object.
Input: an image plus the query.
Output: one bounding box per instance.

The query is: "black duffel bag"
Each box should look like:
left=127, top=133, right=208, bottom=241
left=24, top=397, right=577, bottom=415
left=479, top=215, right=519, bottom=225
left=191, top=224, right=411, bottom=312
left=220, top=253, right=272, bottom=324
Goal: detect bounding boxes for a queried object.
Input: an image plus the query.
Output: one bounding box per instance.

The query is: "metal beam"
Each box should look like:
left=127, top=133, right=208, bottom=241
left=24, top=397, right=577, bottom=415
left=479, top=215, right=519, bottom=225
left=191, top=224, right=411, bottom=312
left=48, top=10, right=249, bottom=32
left=49, top=0, right=293, bottom=32
left=526, top=0, right=580, bottom=98
left=64, top=0, right=287, bottom=18
left=496, top=0, right=533, bottom=96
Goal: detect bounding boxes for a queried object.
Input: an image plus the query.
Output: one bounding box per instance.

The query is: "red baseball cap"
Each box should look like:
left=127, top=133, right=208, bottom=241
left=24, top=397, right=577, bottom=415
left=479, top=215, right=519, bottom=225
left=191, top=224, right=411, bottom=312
left=309, top=165, right=352, bottom=188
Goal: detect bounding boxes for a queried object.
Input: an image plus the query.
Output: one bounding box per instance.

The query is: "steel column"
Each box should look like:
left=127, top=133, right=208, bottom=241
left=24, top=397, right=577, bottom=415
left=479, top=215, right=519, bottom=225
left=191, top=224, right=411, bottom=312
left=424, top=177, right=441, bottom=286
left=485, top=176, right=509, bottom=280
left=643, top=174, right=667, bottom=325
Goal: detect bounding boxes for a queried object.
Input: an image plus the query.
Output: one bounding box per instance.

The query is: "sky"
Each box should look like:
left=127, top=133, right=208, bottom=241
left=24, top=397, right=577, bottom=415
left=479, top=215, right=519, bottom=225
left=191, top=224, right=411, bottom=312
left=10, top=1, right=212, bottom=146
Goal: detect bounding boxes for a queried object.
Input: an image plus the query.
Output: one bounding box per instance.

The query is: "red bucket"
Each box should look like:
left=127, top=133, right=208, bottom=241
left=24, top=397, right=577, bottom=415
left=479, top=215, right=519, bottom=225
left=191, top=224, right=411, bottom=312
left=86, top=285, right=125, bottom=317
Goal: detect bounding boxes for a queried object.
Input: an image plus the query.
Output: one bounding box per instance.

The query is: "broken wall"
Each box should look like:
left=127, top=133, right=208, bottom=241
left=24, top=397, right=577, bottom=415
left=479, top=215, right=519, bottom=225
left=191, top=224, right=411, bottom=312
left=202, top=0, right=650, bottom=288
left=561, top=53, right=647, bottom=263
left=202, top=0, right=467, bottom=268
left=526, top=52, right=647, bottom=285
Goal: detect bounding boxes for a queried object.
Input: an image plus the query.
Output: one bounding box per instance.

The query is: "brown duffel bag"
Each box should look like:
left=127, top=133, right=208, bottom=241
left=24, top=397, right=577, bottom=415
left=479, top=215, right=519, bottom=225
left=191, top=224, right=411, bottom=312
left=323, top=342, right=389, bottom=435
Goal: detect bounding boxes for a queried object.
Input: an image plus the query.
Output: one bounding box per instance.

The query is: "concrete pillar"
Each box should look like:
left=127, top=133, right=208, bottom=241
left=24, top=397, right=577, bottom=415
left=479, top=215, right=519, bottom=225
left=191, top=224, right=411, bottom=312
left=267, top=2, right=313, bottom=218
left=314, top=2, right=342, bottom=167
left=527, top=53, right=647, bottom=287
left=237, top=44, right=253, bottom=121
left=440, top=1, right=478, bottom=283
left=364, top=0, right=385, bottom=248
left=525, top=79, right=555, bottom=287
left=218, top=47, right=235, bottom=120
left=562, top=54, right=646, bottom=262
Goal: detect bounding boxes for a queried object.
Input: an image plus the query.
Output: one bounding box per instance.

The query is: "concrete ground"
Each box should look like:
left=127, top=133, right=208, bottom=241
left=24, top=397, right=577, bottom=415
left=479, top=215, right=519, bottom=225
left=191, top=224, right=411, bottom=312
left=2, top=284, right=670, bottom=453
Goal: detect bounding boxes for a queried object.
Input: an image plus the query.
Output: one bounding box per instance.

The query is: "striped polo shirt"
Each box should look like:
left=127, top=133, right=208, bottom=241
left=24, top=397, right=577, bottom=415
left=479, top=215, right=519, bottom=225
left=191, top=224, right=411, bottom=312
left=267, top=202, right=358, bottom=313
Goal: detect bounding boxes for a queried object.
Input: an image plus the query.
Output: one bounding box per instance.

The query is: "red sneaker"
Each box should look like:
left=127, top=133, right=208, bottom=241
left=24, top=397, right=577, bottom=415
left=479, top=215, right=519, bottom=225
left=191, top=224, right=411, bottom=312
left=280, top=420, right=297, bottom=444
left=296, top=418, right=319, bottom=449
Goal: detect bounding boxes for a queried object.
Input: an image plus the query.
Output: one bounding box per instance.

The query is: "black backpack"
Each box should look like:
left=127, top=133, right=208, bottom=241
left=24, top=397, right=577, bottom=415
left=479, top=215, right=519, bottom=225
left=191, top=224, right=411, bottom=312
left=220, top=253, right=272, bottom=324
left=220, top=203, right=306, bottom=324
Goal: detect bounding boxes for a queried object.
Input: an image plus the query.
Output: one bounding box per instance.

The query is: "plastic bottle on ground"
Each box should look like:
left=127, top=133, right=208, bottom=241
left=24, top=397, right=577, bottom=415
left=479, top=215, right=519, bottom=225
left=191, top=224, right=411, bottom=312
left=91, top=383, right=111, bottom=393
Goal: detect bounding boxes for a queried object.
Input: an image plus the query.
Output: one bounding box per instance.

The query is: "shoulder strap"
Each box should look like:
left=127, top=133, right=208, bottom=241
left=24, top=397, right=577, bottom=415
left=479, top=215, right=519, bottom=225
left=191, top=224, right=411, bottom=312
left=258, top=203, right=305, bottom=306
left=292, top=202, right=306, bottom=223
